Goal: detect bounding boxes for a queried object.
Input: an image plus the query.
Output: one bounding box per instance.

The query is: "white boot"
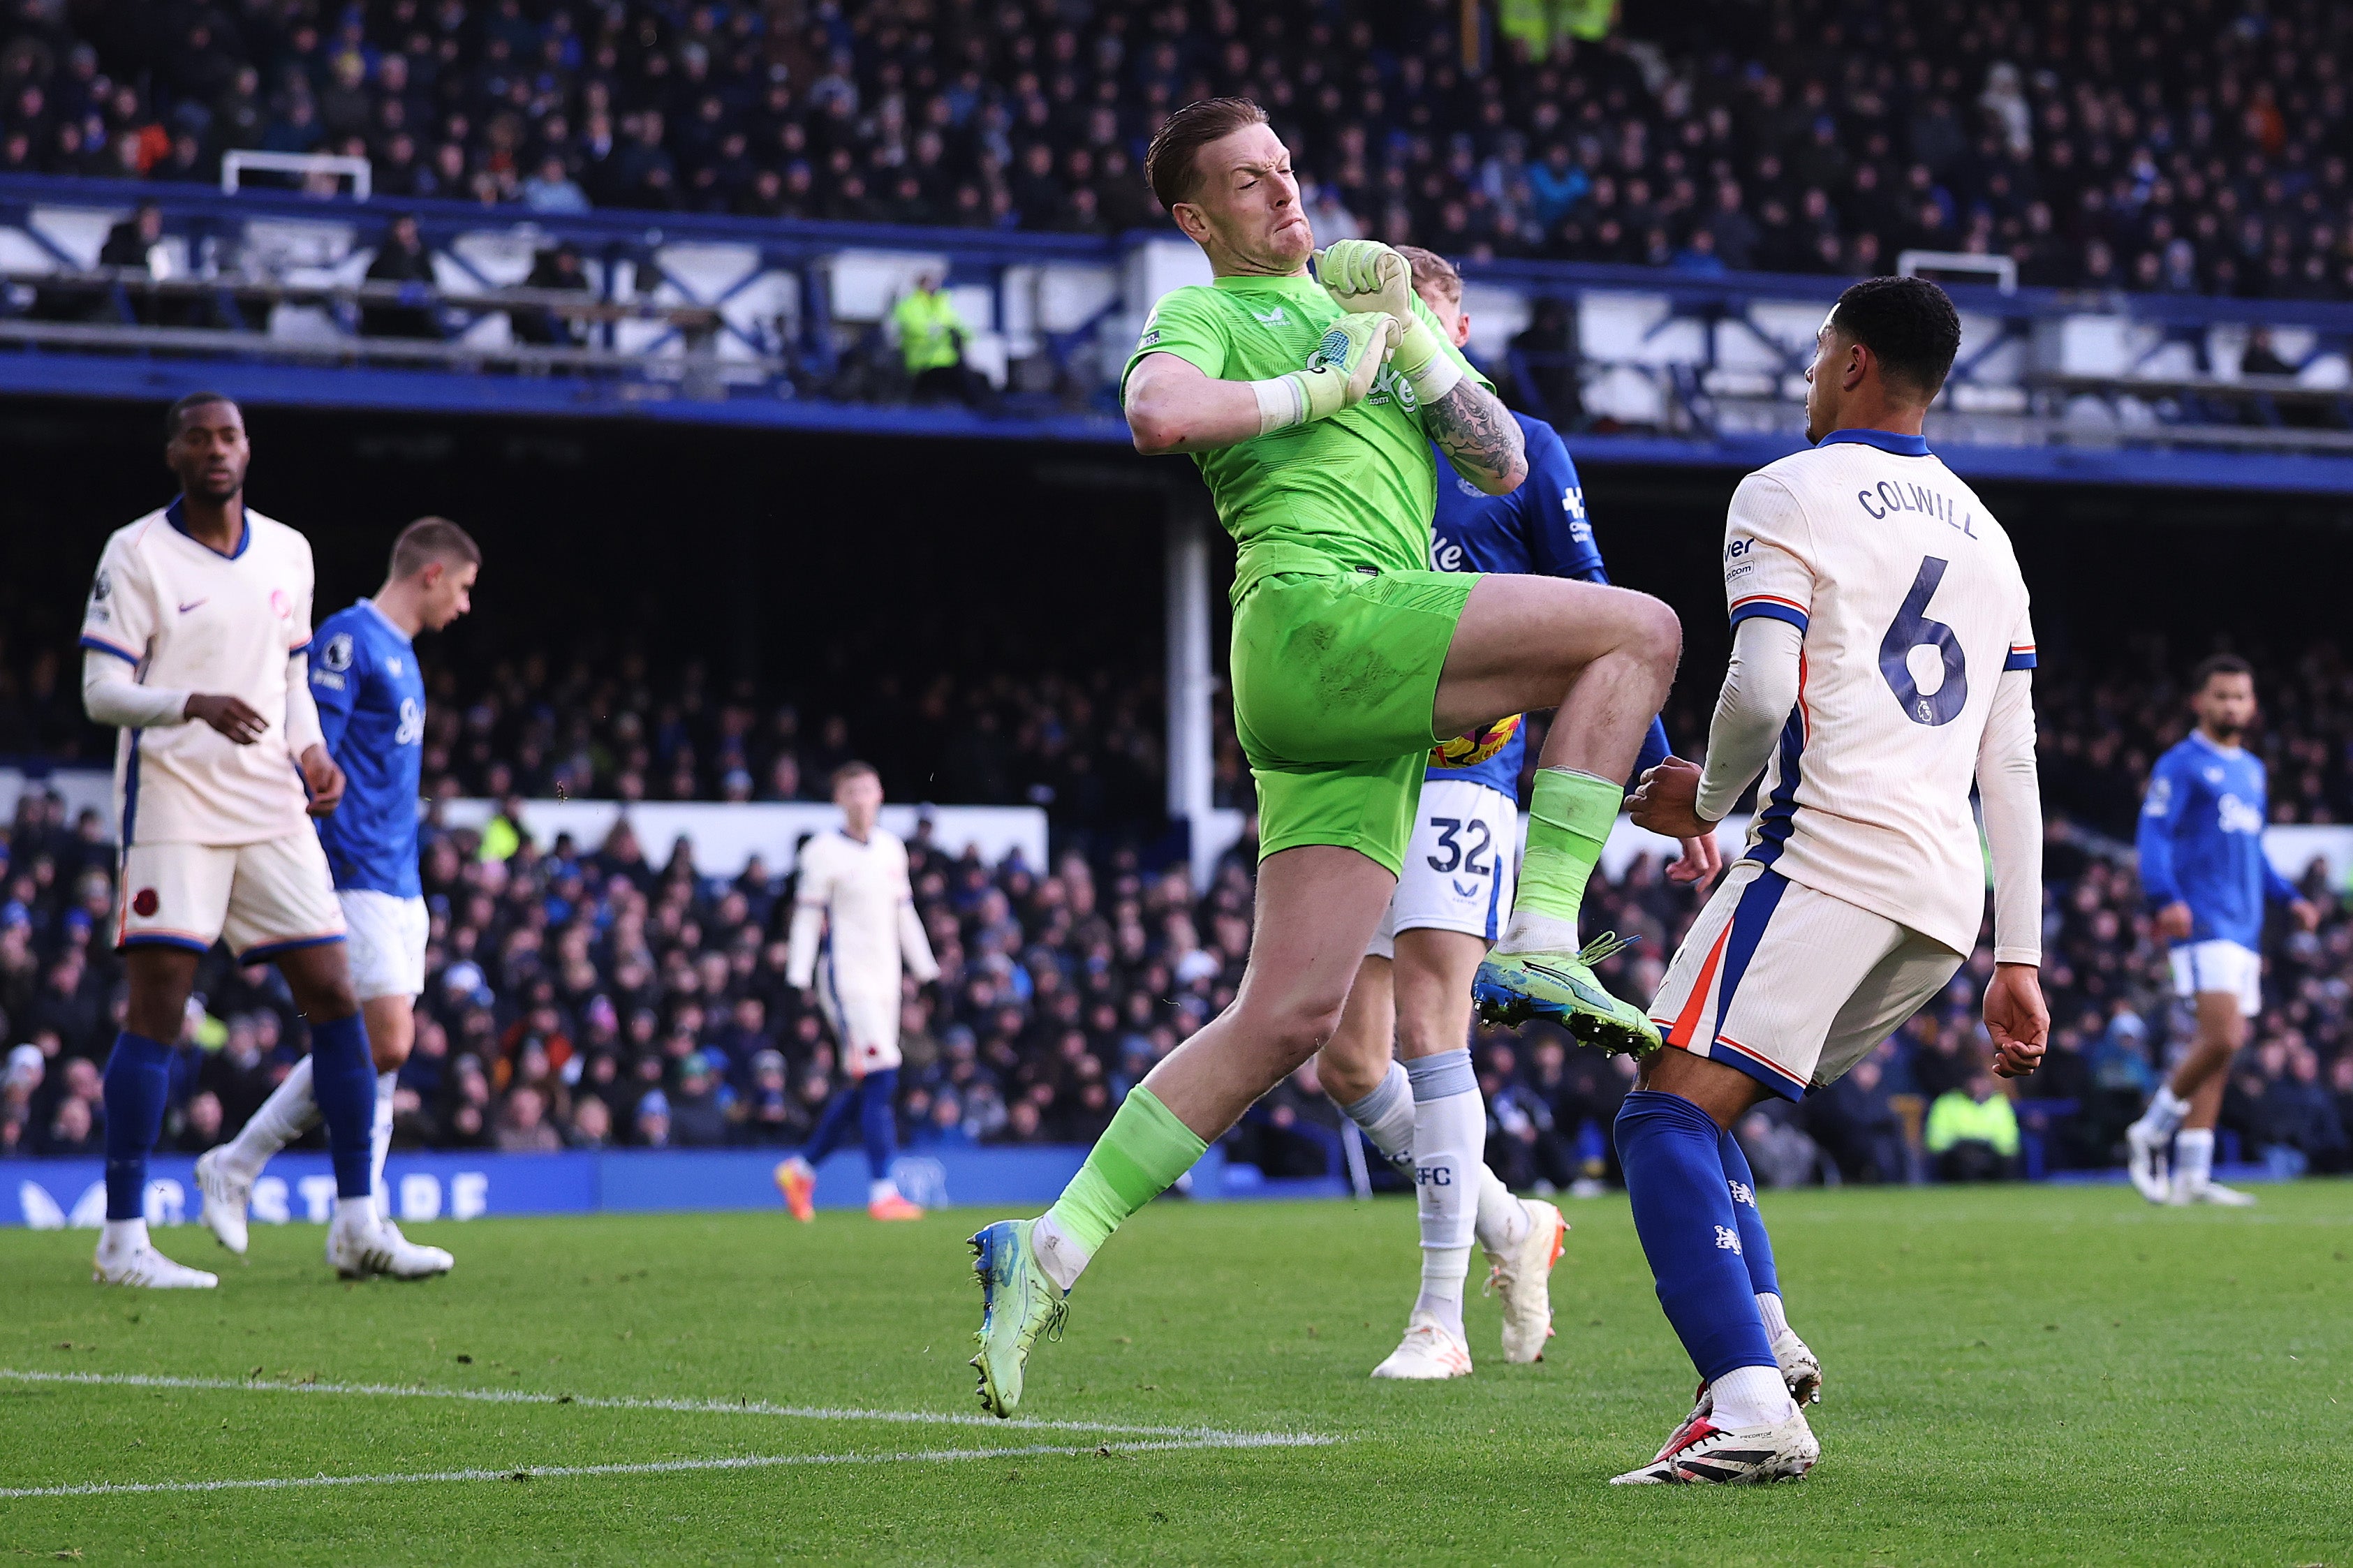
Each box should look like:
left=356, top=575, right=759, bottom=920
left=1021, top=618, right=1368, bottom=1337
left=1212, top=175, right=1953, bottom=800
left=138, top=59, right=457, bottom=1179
left=194, top=1146, right=253, bottom=1256
left=94, top=1219, right=218, bottom=1289
left=327, top=1200, right=453, bottom=1280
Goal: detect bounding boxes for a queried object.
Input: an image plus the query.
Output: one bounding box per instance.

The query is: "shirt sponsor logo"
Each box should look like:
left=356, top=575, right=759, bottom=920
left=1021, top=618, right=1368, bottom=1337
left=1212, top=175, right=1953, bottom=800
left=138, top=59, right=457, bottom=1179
left=2217, top=792, right=2264, bottom=836
left=1371, top=362, right=1415, bottom=411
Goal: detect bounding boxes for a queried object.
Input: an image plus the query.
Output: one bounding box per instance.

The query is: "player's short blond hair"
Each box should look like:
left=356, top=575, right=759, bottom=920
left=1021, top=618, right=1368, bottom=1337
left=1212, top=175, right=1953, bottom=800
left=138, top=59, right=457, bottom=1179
left=829, top=760, right=880, bottom=794
left=390, top=517, right=480, bottom=579
left=1394, top=245, right=1462, bottom=304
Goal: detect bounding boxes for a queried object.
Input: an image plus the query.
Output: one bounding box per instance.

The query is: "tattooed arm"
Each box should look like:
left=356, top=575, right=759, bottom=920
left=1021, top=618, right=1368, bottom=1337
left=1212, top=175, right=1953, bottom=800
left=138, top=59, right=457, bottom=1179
left=1422, top=377, right=1528, bottom=496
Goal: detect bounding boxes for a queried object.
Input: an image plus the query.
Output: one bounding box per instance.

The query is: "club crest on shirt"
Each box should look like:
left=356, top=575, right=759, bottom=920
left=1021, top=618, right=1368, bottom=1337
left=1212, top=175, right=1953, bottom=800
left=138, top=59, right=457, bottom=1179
left=320, top=633, right=355, bottom=673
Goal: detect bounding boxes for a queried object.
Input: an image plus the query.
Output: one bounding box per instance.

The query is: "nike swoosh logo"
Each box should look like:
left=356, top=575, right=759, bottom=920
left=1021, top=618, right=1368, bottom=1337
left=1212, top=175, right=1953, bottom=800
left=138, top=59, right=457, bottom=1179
left=1521, top=960, right=1619, bottom=1011
left=177, top=600, right=207, bottom=614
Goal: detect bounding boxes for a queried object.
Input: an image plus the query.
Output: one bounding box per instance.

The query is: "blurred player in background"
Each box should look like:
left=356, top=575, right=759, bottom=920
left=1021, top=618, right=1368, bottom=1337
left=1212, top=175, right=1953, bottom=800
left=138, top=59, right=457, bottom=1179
left=2123, top=655, right=2318, bottom=1206
left=1618, top=278, right=2049, bottom=1483
left=197, top=517, right=481, bottom=1276
left=78, top=392, right=408, bottom=1286
left=968, top=99, right=1683, bottom=1420
left=1318, top=245, right=1719, bottom=1381
left=775, top=762, right=940, bottom=1221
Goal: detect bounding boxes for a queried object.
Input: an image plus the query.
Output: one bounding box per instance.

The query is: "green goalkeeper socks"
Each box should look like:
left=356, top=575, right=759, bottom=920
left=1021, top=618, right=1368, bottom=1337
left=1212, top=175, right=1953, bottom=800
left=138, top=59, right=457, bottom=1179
left=1042, top=1087, right=1208, bottom=1259
left=1515, top=767, right=1621, bottom=924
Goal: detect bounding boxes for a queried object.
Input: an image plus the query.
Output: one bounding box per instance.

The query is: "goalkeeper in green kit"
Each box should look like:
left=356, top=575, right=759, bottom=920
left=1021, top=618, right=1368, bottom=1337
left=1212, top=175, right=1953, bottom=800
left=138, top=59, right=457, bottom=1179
left=968, top=98, right=1685, bottom=1417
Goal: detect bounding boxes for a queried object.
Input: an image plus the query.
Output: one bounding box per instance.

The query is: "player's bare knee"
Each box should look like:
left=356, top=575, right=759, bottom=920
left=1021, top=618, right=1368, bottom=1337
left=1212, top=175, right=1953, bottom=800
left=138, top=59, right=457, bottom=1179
left=1625, top=591, right=1683, bottom=671
left=1259, top=996, right=1350, bottom=1073
left=1392, top=1009, right=1457, bottom=1063
left=1315, top=1040, right=1385, bottom=1105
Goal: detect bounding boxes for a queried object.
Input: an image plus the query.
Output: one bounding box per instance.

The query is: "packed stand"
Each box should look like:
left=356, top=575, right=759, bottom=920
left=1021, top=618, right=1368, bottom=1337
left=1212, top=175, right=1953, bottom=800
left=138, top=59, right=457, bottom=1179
left=3, top=0, right=2350, bottom=301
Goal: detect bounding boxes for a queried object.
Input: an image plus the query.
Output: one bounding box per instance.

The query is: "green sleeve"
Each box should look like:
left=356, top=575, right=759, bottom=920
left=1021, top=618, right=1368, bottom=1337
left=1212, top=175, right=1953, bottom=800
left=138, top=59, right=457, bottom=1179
left=1121, top=288, right=1229, bottom=401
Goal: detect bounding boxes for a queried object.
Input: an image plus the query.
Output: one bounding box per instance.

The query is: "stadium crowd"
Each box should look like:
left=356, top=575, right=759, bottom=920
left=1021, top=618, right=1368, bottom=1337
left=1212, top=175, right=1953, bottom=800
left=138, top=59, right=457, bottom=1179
left=15, top=633, right=2349, bottom=826
left=2, top=0, right=2350, bottom=299
left=4, top=634, right=2351, bottom=1186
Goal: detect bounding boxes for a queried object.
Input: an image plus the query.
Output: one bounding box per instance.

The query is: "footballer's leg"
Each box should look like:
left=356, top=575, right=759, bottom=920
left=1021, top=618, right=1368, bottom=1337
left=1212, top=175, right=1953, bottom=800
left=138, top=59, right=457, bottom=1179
left=971, top=843, right=1396, bottom=1417
left=2145, top=961, right=2256, bottom=1206
left=1609, top=1049, right=1814, bottom=1485
left=202, top=1052, right=310, bottom=1255
left=1609, top=867, right=1901, bottom=1484
left=855, top=998, right=922, bottom=1220
left=1322, top=947, right=1417, bottom=1183
left=1672, top=1128, right=1820, bottom=1435
left=1436, top=575, right=1683, bottom=1054
left=241, top=850, right=444, bottom=1283
left=96, top=943, right=218, bottom=1289
left=1392, top=926, right=1563, bottom=1377
left=98, top=841, right=229, bottom=1288
left=779, top=1075, right=860, bottom=1222
left=2129, top=949, right=2242, bottom=1202
left=776, top=968, right=864, bottom=1220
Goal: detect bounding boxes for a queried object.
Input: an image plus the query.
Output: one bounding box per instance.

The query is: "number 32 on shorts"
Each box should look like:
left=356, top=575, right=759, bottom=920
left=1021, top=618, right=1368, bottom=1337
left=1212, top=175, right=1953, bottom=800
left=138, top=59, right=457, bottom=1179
left=1426, top=815, right=1493, bottom=876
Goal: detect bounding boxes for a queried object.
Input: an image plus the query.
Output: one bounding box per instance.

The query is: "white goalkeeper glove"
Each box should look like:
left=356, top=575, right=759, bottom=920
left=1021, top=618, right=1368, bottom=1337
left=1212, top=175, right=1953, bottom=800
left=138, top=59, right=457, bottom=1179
left=1313, top=239, right=1463, bottom=404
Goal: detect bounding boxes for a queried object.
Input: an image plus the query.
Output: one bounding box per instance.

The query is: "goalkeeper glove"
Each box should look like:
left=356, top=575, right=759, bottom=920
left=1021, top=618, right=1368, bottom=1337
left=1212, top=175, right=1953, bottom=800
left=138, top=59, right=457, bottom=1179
left=1313, top=239, right=1463, bottom=404
left=1251, top=310, right=1402, bottom=434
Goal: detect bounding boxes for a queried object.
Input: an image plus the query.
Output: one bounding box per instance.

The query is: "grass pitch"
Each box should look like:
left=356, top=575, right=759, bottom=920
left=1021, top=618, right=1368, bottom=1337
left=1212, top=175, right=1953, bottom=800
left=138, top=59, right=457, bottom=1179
left=1, top=1183, right=2348, bottom=1565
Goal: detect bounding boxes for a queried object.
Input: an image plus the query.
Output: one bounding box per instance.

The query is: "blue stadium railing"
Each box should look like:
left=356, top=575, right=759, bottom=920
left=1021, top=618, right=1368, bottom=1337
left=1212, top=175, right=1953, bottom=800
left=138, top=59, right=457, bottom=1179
left=4, top=172, right=2353, bottom=491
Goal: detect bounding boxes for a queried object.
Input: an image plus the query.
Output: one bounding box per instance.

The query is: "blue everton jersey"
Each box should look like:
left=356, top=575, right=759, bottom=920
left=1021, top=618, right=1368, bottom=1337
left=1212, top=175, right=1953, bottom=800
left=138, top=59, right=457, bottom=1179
left=2135, top=730, right=2296, bottom=949
left=310, top=600, right=425, bottom=897
left=1424, top=413, right=1670, bottom=797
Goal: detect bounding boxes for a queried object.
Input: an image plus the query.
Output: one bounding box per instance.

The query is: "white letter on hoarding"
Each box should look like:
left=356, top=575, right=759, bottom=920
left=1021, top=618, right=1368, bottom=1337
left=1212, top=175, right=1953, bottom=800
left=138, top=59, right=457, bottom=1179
left=399, top=1173, right=443, bottom=1222
left=451, top=1171, right=487, bottom=1220
left=251, top=1176, right=290, bottom=1225
left=296, top=1174, right=338, bottom=1223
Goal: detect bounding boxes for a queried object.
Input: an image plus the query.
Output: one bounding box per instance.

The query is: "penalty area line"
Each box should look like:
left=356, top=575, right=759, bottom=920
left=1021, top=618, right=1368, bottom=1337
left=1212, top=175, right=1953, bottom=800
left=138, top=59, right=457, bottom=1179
left=0, top=1368, right=1326, bottom=1445
left=0, top=1435, right=1335, bottom=1500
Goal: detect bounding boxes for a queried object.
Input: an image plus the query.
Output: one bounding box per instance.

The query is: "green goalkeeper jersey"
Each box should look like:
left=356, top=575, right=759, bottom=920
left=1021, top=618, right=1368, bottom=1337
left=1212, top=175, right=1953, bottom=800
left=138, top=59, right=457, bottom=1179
left=1121, top=272, right=1489, bottom=600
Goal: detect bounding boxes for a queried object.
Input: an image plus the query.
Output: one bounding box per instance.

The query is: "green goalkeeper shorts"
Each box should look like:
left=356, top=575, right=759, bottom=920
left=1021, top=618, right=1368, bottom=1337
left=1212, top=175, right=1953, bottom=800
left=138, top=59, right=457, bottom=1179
left=1230, top=566, right=1480, bottom=876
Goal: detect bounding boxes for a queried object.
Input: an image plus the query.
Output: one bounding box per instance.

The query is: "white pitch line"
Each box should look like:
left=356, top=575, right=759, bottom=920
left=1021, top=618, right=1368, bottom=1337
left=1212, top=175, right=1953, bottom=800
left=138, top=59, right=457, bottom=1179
left=0, top=1367, right=1322, bottom=1445
left=0, top=1434, right=1334, bottom=1501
